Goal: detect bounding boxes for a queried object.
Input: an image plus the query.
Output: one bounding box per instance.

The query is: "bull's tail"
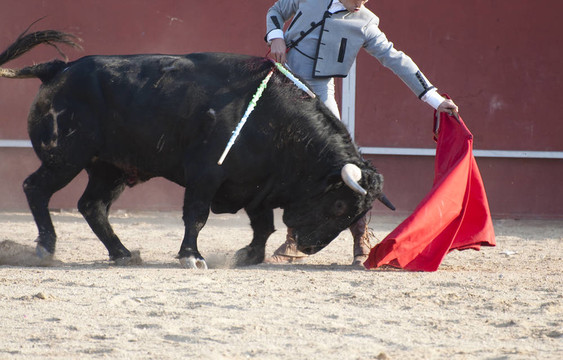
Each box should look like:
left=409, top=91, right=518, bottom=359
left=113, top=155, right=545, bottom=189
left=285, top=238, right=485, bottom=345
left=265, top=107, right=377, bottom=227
left=0, top=22, right=82, bottom=82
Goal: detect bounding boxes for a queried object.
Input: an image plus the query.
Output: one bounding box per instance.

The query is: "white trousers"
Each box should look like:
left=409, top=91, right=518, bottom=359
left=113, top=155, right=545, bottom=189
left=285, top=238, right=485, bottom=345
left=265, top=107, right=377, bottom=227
left=306, top=77, right=341, bottom=120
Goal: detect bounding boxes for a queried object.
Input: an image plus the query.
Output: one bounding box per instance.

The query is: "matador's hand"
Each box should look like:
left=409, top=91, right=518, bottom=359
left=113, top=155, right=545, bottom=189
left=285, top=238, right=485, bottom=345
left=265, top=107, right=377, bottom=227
left=269, top=38, right=287, bottom=64
left=437, top=98, right=459, bottom=115
left=437, top=98, right=460, bottom=123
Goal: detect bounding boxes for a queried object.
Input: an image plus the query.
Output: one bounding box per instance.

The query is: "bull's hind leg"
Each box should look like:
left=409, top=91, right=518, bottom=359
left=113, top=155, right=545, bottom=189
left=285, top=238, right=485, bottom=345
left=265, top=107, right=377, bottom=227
left=77, top=162, right=131, bottom=263
left=23, top=164, right=82, bottom=258
left=234, top=207, right=275, bottom=266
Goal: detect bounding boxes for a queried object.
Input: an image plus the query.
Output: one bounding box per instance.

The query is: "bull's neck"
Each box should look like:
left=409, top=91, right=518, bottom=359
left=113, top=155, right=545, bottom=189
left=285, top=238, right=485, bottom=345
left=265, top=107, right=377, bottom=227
left=270, top=121, right=360, bottom=205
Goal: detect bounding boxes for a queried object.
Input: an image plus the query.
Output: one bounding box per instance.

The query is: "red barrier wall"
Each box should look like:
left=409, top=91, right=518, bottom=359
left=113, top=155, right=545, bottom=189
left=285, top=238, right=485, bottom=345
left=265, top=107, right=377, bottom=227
left=1, top=1, right=562, bottom=218
left=354, top=1, right=563, bottom=218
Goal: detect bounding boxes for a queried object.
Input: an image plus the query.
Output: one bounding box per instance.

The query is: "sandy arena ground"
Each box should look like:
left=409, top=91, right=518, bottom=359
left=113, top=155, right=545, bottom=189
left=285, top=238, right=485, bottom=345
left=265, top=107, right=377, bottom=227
left=0, top=210, right=561, bottom=359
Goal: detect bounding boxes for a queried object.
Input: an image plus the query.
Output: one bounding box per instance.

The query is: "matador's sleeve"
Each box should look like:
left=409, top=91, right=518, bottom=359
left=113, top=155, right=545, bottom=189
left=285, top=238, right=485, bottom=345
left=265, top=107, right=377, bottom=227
left=363, top=17, right=436, bottom=99
left=266, top=0, right=300, bottom=39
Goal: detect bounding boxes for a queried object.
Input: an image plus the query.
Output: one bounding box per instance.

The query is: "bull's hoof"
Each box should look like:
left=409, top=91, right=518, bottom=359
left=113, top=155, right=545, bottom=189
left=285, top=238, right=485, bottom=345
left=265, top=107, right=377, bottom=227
left=114, top=257, right=131, bottom=266
left=234, top=246, right=264, bottom=267
left=35, top=244, right=54, bottom=260
left=113, top=250, right=142, bottom=266
left=179, top=256, right=208, bottom=269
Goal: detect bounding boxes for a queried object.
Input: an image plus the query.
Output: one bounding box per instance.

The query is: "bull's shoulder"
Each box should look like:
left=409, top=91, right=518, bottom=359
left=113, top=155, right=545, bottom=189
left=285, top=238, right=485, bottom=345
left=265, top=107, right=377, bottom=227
left=184, top=52, right=257, bottom=64
left=183, top=53, right=275, bottom=85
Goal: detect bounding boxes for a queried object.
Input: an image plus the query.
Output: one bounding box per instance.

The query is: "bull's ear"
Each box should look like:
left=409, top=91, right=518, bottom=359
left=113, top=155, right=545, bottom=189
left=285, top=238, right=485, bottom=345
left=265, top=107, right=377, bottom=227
left=370, top=172, right=384, bottom=193
left=360, top=160, right=384, bottom=193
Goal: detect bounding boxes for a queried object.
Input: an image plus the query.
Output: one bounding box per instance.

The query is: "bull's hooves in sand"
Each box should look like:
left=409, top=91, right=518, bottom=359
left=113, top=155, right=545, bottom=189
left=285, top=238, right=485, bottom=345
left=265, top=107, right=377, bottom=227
left=36, top=244, right=54, bottom=261
left=113, top=250, right=143, bottom=266
left=179, top=257, right=208, bottom=269
left=233, top=247, right=264, bottom=267
left=0, top=241, right=59, bottom=266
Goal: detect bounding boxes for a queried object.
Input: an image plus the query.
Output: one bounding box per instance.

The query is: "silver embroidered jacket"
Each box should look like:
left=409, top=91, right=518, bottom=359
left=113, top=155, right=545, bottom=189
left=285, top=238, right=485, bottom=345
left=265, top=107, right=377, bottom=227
left=266, top=0, right=435, bottom=98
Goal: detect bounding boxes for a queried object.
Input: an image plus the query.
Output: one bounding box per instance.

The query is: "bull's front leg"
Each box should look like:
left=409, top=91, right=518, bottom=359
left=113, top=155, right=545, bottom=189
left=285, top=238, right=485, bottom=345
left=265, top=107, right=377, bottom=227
left=234, top=207, right=275, bottom=266
left=179, top=151, right=225, bottom=269
left=178, top=197, right=210, bottom=269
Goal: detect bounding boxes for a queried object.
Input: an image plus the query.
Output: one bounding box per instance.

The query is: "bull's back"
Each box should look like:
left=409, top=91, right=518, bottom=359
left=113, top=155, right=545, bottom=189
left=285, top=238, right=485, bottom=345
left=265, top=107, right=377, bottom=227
left=60, top=52, right=267, bottom=132
left=28, top=52, right=273, bottom=180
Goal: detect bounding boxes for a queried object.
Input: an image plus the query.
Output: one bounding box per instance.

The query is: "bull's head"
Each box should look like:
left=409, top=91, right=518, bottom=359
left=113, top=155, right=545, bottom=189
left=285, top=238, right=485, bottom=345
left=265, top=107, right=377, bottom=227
left=282, top=163, right=393, bottom=255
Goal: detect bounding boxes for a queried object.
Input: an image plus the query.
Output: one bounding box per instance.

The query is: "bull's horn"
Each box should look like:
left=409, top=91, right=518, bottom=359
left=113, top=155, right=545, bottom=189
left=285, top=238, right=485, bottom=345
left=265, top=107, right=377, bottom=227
left=378, top=194, right=396, bottom=211
left=341, top=164, right=367, bottom=195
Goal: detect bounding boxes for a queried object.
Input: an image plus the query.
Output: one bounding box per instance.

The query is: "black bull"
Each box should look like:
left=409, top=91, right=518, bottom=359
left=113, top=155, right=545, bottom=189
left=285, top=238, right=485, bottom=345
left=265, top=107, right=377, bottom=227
left=0, top=30, right=394, bottom=268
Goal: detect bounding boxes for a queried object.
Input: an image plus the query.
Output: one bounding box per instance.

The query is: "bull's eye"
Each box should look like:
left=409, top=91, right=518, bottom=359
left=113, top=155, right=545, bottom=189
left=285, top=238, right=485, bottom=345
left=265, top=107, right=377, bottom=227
left=331, top=200, right=348, bottom=217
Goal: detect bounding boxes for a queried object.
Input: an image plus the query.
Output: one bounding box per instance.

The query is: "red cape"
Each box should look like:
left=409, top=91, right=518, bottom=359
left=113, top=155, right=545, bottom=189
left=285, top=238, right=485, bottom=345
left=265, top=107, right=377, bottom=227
left=364, top=110, right=495, bottom=271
